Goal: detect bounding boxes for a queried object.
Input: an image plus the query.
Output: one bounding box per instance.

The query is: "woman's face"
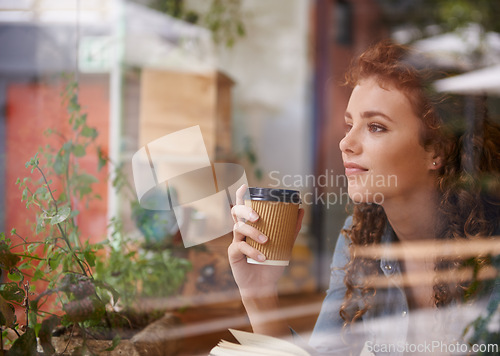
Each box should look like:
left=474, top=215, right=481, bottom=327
left=339, top=77, right=437, bottom=205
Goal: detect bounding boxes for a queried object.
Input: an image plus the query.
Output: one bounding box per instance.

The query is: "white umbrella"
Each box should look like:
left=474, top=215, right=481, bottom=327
left=411, top=24, right=500, bottom=70
left=433, top=65, right=500, bottom=96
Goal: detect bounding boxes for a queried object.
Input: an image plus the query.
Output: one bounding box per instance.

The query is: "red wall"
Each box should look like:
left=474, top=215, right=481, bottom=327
left=5, top=79, right=110, bottom=250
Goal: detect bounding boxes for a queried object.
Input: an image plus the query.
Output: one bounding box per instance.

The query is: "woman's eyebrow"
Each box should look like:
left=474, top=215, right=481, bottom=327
left=361, top=110, right=394, bottom=122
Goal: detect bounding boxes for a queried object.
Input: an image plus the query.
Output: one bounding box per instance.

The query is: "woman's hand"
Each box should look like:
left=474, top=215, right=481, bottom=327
left=228, top=184, right=304, bottom=300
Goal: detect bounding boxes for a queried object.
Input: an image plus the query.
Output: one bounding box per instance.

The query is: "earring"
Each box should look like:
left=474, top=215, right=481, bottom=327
left=432, top=162, right=437, bottom=166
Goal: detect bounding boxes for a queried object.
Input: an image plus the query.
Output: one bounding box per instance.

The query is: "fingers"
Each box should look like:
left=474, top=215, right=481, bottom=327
left=230, top=184, right=267, bottom=263
left=228, top=240, right=266, bottom=264
left=235, top=184, right=247, bottom=206
left=231, top=204, right=259, bottom=223
left=230, top=184, right=305, bottom=266
left=231, top=184, right=258, bottom=223
left=233, top=221, right=267, bottom=244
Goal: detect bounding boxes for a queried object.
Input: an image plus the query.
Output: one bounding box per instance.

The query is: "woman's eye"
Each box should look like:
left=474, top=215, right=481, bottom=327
left=345, top=124, right=352, bottom=133
left=368, top=123, right=386, bottom=133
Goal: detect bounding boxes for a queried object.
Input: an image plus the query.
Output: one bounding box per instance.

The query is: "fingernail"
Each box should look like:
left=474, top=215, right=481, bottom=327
left=257, top=254, right=266, bottom=262
left=249, top=212, right=258, bottom=221
left=258, top=235, right=267, bottom=243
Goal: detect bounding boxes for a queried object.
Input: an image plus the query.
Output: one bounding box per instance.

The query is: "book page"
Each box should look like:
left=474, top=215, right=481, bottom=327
left=229, top=329, right=311, bottom=356
left=211, top=340, right=301, bottom=356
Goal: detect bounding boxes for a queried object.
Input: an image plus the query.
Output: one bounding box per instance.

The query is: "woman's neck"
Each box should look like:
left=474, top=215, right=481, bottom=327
left=382, top=187, right=440, bottom=242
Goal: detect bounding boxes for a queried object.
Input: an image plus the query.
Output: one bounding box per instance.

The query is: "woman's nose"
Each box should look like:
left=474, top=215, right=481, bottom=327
left=339, top=128, right=360, bottom=154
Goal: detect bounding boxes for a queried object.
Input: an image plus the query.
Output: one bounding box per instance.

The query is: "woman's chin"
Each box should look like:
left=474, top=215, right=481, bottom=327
left=348, top=188, right=386, bottom=205
left=348, top=192, right=367, bottom=204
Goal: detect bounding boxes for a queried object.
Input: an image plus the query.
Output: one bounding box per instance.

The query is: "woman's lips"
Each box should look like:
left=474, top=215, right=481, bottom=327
left=344, top=162, right=368, bottom=175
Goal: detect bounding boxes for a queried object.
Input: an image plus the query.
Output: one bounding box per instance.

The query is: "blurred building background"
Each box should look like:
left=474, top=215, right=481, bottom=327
left=1, top=0, right=499, bottom=354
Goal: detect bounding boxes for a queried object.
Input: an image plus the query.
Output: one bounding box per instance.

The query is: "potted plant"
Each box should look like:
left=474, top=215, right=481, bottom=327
left=0, top=81, right=191, bottom=355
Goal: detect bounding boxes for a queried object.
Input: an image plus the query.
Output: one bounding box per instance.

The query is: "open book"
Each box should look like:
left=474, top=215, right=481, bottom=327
left=210, top=329, right=375, bottom=356
left=209, top=329, right=311, bottom=356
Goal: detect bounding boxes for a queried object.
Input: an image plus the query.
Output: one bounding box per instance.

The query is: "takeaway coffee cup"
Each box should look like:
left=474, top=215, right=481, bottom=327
left=244, top=187, right=301, bottom=266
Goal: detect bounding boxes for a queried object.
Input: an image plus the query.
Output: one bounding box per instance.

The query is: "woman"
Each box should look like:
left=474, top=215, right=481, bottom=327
left=229, top=41, right=500, bottom=355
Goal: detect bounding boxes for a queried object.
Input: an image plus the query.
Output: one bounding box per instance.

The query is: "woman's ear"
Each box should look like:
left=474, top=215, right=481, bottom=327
left=426, top=143, right=443, bottom=170
left=430, top=160, right=441, bottom=170
left=429, top=152, right=442, bottom=170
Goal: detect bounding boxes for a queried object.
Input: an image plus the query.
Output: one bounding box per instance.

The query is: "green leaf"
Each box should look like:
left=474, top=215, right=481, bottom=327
left=77, top=186, right=92, bottom=198
left=62, top=141, right=72, bottom=152
left=28, top=241, right=37, bottom=254
left=48, top=253, right=62, bottom=271
left=32, top=269, right=45, bottom=282
left=68, top=95, right=81, bottom=114
left=72, top=144, right=86, bottom=157
left=35, top=186, right=48, bottom=199
left=9, top=327, right=37, bottom=356
left=50, top=206, right=71, bottom=225
left=34, top=322, right=42, bottom=337
left=247, top=150, right=256, bottom=164
left=255, top=168, right=263, bottom=181
left=80, top=112, right=88, bottom=124
left=53, top=151, right=68, bottom=175
left=24, top=152, right=38, bottom=168
left=30, top=153, right=39, bottom=170
left=7, top=271, right=22, bottom=282
left=84, top=250, right=96, bottom=268
left=81, top=125, right=98, bottom=139
left=93, top=280, right=120, bottom=306
left=0, top=282, right=24, bottom=303
left=105, top=334, right=122, bottom=351
left=76, top=173, right=98, bottom=185
left=97, top=146, right=108, bottom=171
left=74, top=173, right=98, bottom=199
left=18, top=262, right=31, bottom=270
left=237, top=21, right=245, bottom=36
left=98, top=289, right=111, bottom=305
left=68, top=231, right=80, bottom=245
left=58, top=191, right=67, bottom=203
left=21, top=187, right=28, bottom=202
left=36, top=216, right=45, bottom=234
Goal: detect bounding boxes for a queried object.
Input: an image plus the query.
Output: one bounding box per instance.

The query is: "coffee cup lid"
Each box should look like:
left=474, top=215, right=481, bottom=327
left=247, top=187, right=301, bottom=204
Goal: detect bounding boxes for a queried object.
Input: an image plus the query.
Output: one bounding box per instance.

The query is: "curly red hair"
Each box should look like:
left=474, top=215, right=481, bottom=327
left=338, top=40, right=500, bottom=325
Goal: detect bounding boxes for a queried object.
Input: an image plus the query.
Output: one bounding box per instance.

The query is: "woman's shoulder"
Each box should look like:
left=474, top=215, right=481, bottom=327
left=329, top=216, right=353, bottom=266
left=342, top=215, right=353, bottom=230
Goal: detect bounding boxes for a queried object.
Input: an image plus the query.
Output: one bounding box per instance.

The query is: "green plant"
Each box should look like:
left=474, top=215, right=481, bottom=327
left=146, top=0, right=246, bottom=47
left=94, top=214, right=191, bottom=308
left=239, top=136, right=263, bottom=181
left=94, top=163, right=191, bottom=307
left=0, top=81, right=191, bottom=354
left=462, top=255, right=500, bottom=355
left=0, top=81, right=118, bottom=354
left=379, top=0, right=500, bottom=36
